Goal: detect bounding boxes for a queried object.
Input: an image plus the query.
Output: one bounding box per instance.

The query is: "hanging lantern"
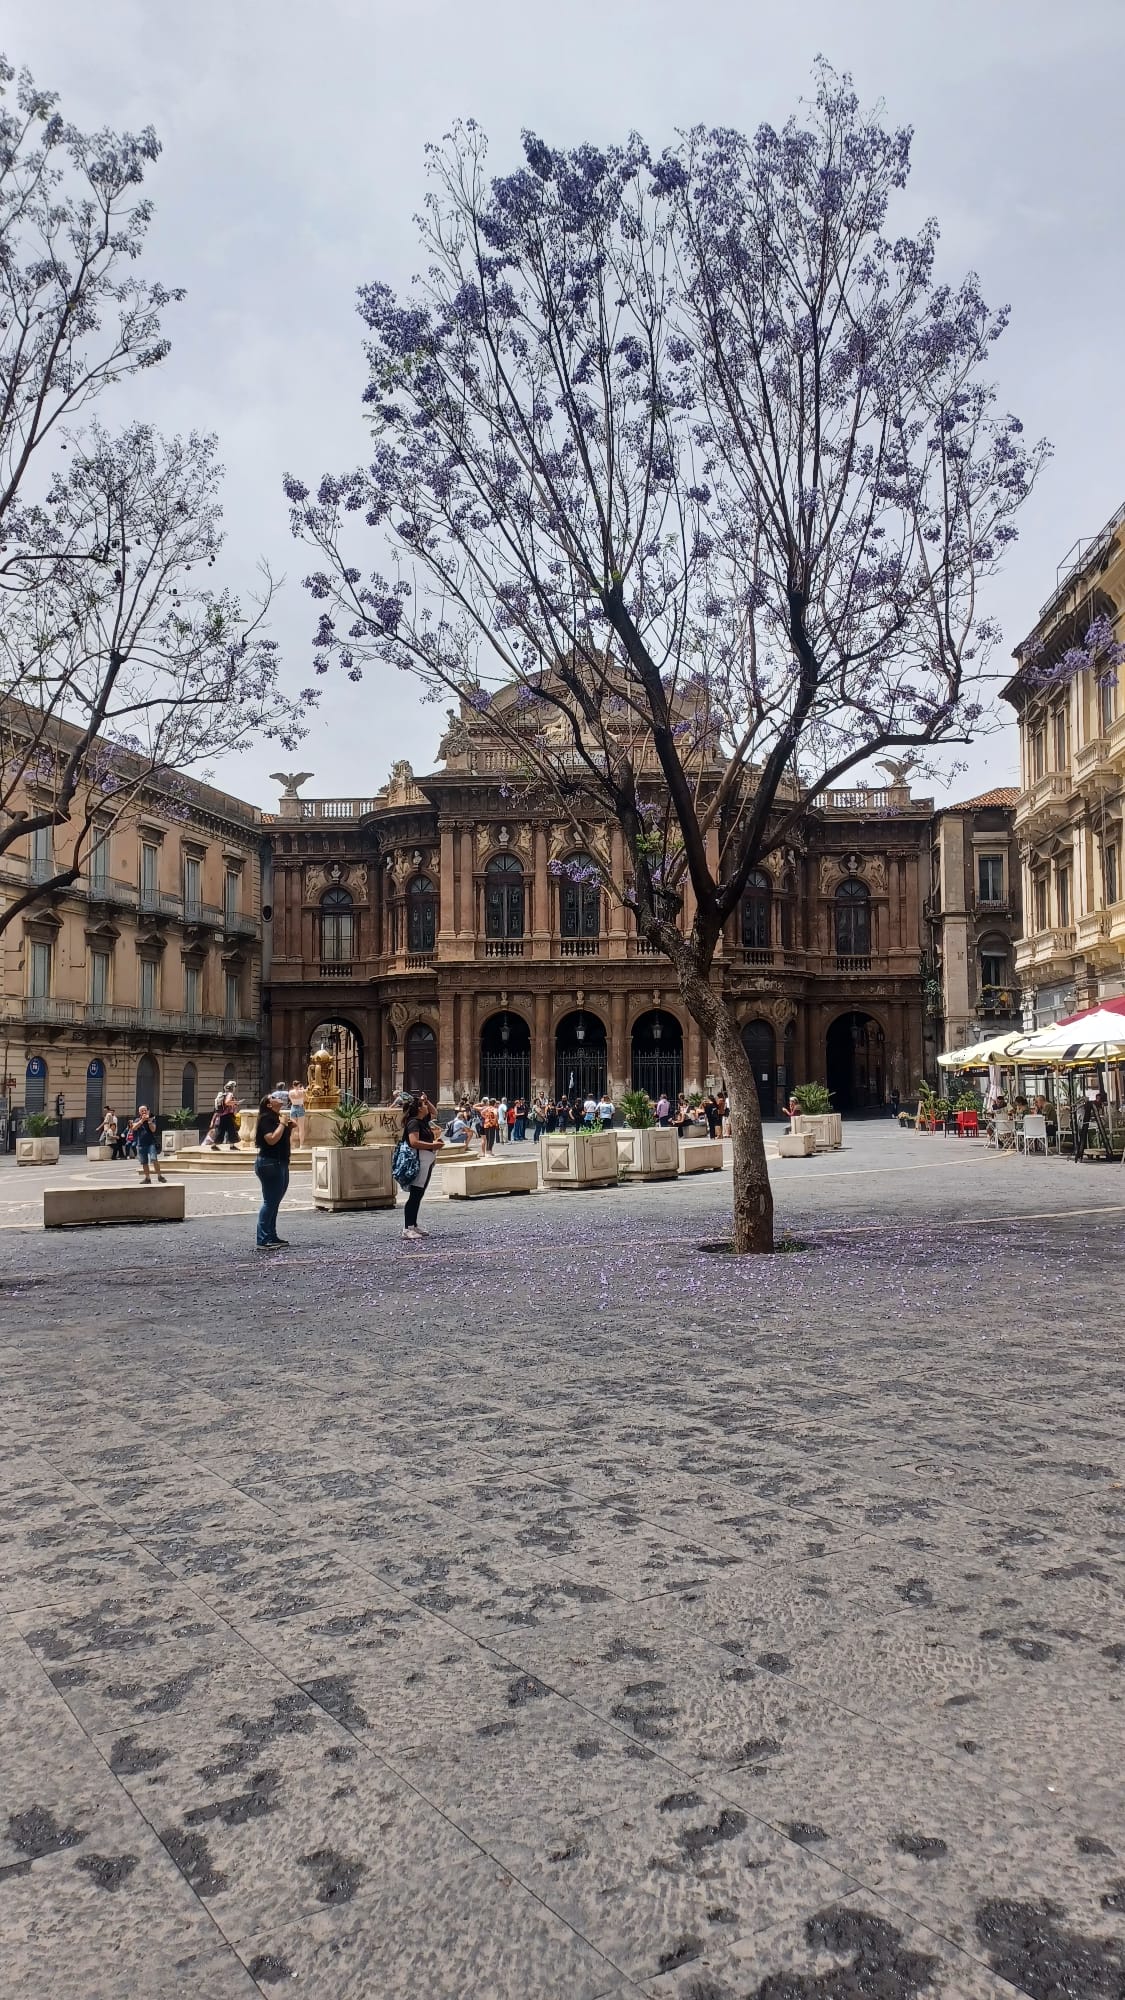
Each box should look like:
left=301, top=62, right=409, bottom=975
left=500, top=1014, right=511, bottom=1045
left=651, top=1016, right=663, bottom=1043
left=575, top=1015, right=586, bottom=1044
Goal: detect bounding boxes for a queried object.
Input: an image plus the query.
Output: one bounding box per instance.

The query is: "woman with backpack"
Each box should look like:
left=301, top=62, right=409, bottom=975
left=394, top=1091, right=443, bottom=1240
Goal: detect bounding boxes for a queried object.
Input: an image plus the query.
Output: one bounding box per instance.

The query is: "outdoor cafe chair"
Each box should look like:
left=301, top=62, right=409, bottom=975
left=1016, top=1113, right=1049, bottom=1157
left=988, top=1111, right=1015, bottom=1151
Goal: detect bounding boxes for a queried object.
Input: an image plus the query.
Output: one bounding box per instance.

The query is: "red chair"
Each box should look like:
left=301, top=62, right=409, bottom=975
left=955, top=1110, right=979, bottom=1138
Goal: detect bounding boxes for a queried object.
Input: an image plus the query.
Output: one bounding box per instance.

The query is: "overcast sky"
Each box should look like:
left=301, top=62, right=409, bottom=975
left=15, top=0, right=1125, bottom=811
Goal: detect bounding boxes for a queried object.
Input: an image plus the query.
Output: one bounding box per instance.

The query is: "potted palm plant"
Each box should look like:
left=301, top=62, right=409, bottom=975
left=311, top=1100, right=395, bottom=1210
left=16, top=1111, right=60, bottom=1165
left=789, top=1082, right=842, bottom=1151
left=615, top=1089, right=679, bottom=1181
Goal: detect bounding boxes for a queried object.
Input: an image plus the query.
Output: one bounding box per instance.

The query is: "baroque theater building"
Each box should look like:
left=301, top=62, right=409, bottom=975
left=263, top=697, right=934, bottom=1117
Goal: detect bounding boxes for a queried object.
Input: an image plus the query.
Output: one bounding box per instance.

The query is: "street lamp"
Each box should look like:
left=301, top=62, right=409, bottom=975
left=500, top=1014, right=511, bottom=1045
left=651, top=1016, right=663, bottom=1044
left=575, top=1015, right=586, bottom=1044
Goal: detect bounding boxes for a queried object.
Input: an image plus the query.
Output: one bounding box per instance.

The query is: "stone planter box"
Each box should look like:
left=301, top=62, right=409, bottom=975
left=791, top=1112, right=842, bottom=1152
left=86, top=1144, right=113, bottom=1162
left=162, top=1129, right=198, bottom=1154
left=778, top=1130, right=816, bottom=1158
left=540, top=1129, right=620, bottom=1189
left=44, top=1182, right=184, bottom=1229
left=16, top=1137, right=59, bottom=1165
left=445, top=1158, right=538, bottom=1199
left=616, top=1127, right=680, bottom=1181
left=679, top=1139, right=724, bottom=1173
left=311, top=1145, right=395, bottom=1211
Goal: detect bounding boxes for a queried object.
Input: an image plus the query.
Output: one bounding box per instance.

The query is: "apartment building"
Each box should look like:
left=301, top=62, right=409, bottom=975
left=1003, top=504, right=1125, bottom=1026
left=1, top=725, right=264, bottom=1143
left=927, top=792, right=1022, bottom=1054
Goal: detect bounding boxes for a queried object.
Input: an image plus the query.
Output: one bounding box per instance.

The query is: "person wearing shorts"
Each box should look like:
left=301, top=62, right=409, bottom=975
left=133, top=1105, right=165, bottom=1184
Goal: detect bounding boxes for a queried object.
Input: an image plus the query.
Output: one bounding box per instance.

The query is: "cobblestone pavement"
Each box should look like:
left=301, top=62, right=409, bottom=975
left=1, top=1126, right=1123, bottom=1999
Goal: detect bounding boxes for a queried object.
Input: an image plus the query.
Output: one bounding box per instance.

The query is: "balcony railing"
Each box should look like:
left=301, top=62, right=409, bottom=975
left=182, top=900, right=223, bottom=927
left=739, top=946, right=774, bottom=966
left=138, top=889, right=183, bottom=917
left=484, top=939, right=524, bottom=958
left=30, top=857, right=57, bottom=884
left=836, top=955, right=873, bottom=974
left=317, top=962, right=353, bottom=978
left=634, top=938, right=664, bottom=955
left=79, top=1002, right=258, bottom=1039
left=559, top=938, right=600, bottom=957
left=223, top=909, right=259, bottom=935
left=23, top=996, right=76, bottom=1025
left=298, top=797, right=380, bottom=819
left=403, top=953, right=434, bottom=970
left=979, top=986, right=1017, bottom=1016
left=1014, top=773, right=1071, bottom=824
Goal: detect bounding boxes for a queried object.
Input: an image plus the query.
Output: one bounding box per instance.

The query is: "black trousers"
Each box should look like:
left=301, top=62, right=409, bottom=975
left=404, top=1178, right=428, bottom=1228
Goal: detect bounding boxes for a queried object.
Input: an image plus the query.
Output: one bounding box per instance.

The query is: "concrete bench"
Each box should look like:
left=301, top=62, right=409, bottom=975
left=44, top=1183, right=185, bottom=1229
left=777, top=1130, right=816, bottom=1158
left=679, top=1139, right=724, bottom=1173
left=444, top=1158, right=538, bottom=1199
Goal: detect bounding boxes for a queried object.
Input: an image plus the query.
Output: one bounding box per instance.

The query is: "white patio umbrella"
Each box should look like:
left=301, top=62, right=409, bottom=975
left=1008, top=1011, right=1125, bottom=1065
left=937, top=1032, right=1028, bottom=1070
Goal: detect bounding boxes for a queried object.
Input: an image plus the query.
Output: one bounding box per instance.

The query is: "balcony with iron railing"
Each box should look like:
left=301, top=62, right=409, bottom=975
left=978, top=985, right=1018, bottom=1017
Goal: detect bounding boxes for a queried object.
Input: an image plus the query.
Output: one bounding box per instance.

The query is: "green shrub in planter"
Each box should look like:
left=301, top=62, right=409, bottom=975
left=792, top=1082, right=833, bottom=1114
left=169, top=1106, right=197, bottom=1128
left=618, top=1089, right=655, bottom=1130
left=23, top=1111, right=53, bottom=1136
left=333, top=1100, right=370, bottom=1147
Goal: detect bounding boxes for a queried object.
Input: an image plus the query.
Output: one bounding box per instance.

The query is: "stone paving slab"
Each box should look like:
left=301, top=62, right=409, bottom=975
left=1, top=1128, right=1124, bottom=1996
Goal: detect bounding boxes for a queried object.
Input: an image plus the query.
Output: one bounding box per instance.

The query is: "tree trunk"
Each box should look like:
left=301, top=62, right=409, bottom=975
left=675, top=957, right=775, bottom=1254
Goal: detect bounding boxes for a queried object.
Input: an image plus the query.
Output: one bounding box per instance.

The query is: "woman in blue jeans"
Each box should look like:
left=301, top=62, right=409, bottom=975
left=254, top=1091, right=293, bottom=1250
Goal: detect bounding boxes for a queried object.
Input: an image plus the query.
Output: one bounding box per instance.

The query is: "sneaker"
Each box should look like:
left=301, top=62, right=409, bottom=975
left=413, top=1226, right=430, bottom=1237
left=270, top=1238, right=289, bottom=1248
left=401, top=1226, right=422, bottom=1240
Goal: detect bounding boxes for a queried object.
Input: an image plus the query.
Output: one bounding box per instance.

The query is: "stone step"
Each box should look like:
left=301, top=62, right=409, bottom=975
left=162, top=1147, right=314, bottom=1173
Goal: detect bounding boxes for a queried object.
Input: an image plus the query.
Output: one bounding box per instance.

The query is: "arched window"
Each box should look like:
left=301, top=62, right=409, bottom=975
left=835, top=879, right=871, bottom=956
left=181, top=1061, right=197, bottom=1112
left=407, top=875, right=437, bottom=954
left=136, top=1052, right=159, bottom=1112
left=741, top=871, right=771, bottom=950
left=320, top=887, right=354, bottom=964
left=560, top=854, right=600, bottom=938
left=485, top=854, right=524, bottom=939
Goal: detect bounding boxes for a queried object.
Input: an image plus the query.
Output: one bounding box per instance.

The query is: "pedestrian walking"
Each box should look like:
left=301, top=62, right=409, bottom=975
left=512, top=1098, right=525, bottom=1141
left=214, top=1087, right=240, bottom=1149
left=655, top=1092, right=670, bottom=1128
left=98, top=1108, right=125, bottom=1158
left=399, top=1091, right=443, bottom=1240
left=132, top=1105, right=165, bottom=1184
left=254, top=1090, right=294, bottom=1249
left=287, top=1078, right=306, bottom=1137
left=481, top=1099, right=499, bottom=1151
left=496, top=1096, right=509, bottom=1142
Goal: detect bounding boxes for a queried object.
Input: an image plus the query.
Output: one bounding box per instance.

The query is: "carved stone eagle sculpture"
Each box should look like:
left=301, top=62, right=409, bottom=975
left=270, top=771, right=314, bottom=798
left=874, top=754, right=919, bottom=785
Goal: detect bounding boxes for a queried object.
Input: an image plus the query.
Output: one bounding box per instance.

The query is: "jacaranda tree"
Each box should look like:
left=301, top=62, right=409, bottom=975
left=288, top=64, right=1047, bottom=1252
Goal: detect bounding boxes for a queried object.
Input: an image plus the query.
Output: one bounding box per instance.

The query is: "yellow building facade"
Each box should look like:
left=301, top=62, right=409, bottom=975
left=1003, top=504, right=1125, bottom=1025
left=0, top=719, right=264, bottom=1143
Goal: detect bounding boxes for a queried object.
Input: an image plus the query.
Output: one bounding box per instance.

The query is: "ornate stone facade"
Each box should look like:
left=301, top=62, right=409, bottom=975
left=263, top=729, right=934, bottom=1116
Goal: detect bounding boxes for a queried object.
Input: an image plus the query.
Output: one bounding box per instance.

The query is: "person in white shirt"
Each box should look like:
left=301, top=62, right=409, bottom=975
left=582, top=1093, right=598, bottom=1126
left=597, top=1094, right=614, bottom=1128
left=496, top=1096, right=508, bottom=1142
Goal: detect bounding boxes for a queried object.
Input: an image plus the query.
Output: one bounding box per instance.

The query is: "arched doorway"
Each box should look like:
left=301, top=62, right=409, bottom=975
left=404, top=1022, right=438, bottom=1101
left=554, top=1009, right=607, bottom=1101
left=479, top=1011, right=530, bottom=1102
left=826, top=1011, right=884, bottom=1112
left=741, top=1020, right=776, bottom=1118
left=631, top=1009, right=683, bottom=1100
left=309, top=1020, right=363, bottom=1103
left=136, top=1053, right=159, bottom=1113
left=84, top=1059, right=106, bottom=1135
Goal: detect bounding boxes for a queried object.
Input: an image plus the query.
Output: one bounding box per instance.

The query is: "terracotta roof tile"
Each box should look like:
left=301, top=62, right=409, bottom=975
left=949, top=787, right=1020, bottom=810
